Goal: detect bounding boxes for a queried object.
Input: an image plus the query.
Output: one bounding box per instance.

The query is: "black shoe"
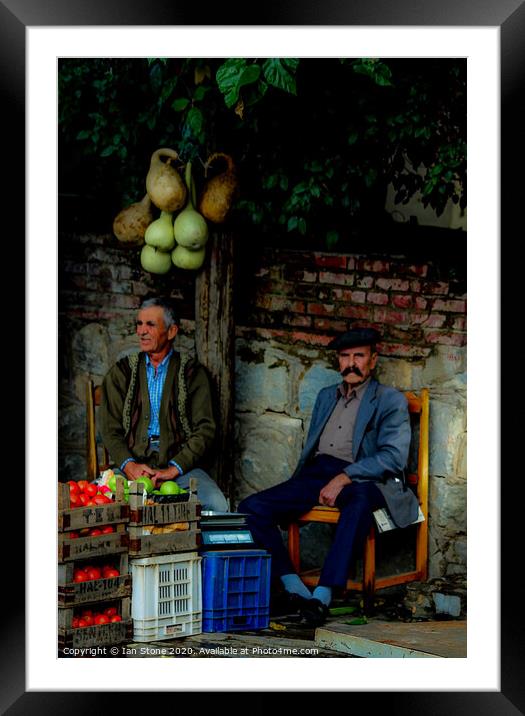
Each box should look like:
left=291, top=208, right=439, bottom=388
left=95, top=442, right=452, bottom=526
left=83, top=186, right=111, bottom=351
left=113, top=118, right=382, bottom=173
left=270, top=591, right=311, bottom=617
left=299, top=598, right=330, bottom=627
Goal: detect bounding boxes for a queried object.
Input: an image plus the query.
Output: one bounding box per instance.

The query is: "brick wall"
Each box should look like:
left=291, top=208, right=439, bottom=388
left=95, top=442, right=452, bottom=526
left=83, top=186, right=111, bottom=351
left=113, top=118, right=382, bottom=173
left=59, top=232, right=197, bottom=348
left=235, top=248, right=466, bottom=356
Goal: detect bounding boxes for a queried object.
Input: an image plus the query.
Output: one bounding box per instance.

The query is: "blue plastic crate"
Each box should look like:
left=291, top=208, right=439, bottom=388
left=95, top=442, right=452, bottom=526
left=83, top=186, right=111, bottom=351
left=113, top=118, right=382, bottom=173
left=201, top=549, right=271, bottom=632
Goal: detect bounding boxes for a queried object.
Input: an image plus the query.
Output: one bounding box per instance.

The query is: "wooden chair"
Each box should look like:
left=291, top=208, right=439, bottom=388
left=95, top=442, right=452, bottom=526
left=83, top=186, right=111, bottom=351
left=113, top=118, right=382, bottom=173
left=86, top=379, right=111, bottom=482
left=287, top=388, right=429, bottom=599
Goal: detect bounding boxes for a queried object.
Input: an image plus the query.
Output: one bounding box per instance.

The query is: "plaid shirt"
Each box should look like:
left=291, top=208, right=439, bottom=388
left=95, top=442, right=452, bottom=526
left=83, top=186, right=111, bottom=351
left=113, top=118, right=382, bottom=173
left=145, top=349, right=173, bottom=437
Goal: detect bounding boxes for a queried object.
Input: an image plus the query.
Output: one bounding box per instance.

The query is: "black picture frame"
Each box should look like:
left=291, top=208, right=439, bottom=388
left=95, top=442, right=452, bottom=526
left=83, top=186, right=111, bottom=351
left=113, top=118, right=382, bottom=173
left=8, top=0, right=520, bottom=712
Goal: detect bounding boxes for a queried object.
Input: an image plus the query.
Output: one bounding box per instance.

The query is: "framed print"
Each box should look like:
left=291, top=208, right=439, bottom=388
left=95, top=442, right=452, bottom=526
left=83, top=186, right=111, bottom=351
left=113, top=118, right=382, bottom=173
left=5, top=0, right=521, bottom=710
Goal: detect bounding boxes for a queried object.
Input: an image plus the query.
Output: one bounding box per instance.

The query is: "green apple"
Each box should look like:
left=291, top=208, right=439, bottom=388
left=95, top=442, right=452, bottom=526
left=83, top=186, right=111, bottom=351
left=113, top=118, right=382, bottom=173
left=107, top=474, right=117, bottom=493
left=135, top=475, right=155, bottom=494
left=159, top=480, right=179, bottom=495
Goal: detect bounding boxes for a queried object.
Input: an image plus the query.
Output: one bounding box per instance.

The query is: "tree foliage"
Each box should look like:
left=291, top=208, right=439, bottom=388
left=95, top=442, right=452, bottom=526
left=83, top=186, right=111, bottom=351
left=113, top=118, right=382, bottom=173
left=59, top=57, right=466, bottom=246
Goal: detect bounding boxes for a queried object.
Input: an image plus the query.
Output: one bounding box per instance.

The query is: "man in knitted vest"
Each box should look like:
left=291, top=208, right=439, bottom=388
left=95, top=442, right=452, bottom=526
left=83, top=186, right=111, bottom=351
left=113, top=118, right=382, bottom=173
left=99, top=296, right=228, bottom=511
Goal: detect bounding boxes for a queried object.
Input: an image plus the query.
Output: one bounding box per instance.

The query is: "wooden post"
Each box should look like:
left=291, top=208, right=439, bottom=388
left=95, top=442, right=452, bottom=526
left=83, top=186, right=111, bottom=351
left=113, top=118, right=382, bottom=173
left=195, top=232, right=235, bottom=506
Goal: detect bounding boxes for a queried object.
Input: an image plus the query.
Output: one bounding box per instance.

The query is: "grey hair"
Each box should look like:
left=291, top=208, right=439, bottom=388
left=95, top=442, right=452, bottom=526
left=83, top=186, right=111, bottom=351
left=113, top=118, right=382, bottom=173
left=140, top=297, right=179, bottom=330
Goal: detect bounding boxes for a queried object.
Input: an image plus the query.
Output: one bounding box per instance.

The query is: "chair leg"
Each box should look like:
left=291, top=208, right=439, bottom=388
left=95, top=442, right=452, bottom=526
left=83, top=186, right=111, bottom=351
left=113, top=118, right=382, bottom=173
left=363, top=526, right=376, bottom=609
left=287, top=522, right=301, bottom=573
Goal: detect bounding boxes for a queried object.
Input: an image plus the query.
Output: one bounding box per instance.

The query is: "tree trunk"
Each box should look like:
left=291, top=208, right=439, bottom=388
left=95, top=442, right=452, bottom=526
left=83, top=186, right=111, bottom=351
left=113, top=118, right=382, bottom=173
left=195, top=232, right=235, bottom=506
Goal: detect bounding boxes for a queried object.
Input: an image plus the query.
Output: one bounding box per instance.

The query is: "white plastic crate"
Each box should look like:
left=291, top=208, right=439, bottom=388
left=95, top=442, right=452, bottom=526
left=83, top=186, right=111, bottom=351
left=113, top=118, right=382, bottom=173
left=130, top=552, right=202, bottom=641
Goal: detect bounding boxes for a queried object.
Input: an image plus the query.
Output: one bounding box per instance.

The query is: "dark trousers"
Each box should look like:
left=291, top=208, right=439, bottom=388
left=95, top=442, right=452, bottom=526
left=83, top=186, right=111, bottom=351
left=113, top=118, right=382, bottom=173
left=238, top=455, right=387, bottom=588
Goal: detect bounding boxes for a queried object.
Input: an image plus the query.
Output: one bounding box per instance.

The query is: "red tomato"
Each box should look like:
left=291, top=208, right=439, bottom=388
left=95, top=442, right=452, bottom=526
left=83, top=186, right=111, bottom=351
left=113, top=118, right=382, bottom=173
left=67, top=481, right=80, bottom=494
left=100, top=525, right=115, bottom=534
left=73, top=571, right=89, bottom=583
left=79, top=528, right=91, bottom=536
left=104, top=569, right=120, bottom=578
left=85, top=567, right=101, bottom=580
left=85, top=484, right=98, bottom=497
left=104, top=607, right=118, bottom=617
left=93, top=495, right=112, bottom=505
left=94, top=614, right=110, bottom=625
left=82, top=615, right=94, bottom=626
left=69, top=531, right=79, bottom=539
left=98, top=485, right=111, bottom=494
left=110, top=615, right=122, bottom=623
left=89, top=528, right=102, bottom=536
left=69, top=493, right=81, bottom=508
left=77, top=480, right=89, bottom=493
left=78, top=494, right=89, bottom=506
left=77, top=618, right=88, bottom=628
left=85, top=500, right=97, bottom=507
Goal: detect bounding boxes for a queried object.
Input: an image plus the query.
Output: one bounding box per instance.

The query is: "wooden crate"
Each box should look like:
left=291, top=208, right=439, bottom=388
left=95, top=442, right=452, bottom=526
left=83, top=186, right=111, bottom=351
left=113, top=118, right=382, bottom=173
left=58, top=596, right=131, bottom=631
left=58, top=598, right=132, bottom=650
left=58, top=479, right=129, bottom=532
left=128, top=478, right=200, bottom=527
left=58, top=523, right=129, bottom=563
left=128, top=524, right=201, bottom=557
left=58, top=554, right=131, bottom=606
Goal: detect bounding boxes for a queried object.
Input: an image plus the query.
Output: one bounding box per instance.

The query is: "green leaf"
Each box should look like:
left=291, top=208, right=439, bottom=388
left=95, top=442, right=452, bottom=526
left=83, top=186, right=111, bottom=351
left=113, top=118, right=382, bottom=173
left=262, top=59, right=298, bottom=95
left=326, top=230, right=339, bottom=249
left=239, top=63, right=261, bottom=88
left=172, top=97, right=190, bottom=112
left=347, top=131, right=359, bottom=145
left=76, top=129, right=90, bottom=140
left=365, top=168, right=378, bottom=188
left=100, top=145, right=116, bottom=157
left=216, top=58, right=247, bottom=108
left=263, top=174, right=279, bottom=190
left=187, top=106, right=203, bottom=130
left=193, top=85, right=210, bottom=102
left=287, top=216, right=299, bottom=231
left=344, top=616, right=368, bottom=625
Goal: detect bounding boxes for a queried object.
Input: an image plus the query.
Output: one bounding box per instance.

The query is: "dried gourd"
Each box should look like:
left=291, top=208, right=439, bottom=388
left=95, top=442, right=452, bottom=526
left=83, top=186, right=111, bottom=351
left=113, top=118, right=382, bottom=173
left=112, top=194, right=154, bottom=245
left=146, top=148, right=187, bottom=212
left=198, top=152, right=239, bottom=224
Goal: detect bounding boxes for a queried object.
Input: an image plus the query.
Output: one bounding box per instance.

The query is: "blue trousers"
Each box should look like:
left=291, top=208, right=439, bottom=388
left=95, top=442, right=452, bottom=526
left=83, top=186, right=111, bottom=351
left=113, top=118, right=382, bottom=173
left=238, top=455, right=386, bottom=588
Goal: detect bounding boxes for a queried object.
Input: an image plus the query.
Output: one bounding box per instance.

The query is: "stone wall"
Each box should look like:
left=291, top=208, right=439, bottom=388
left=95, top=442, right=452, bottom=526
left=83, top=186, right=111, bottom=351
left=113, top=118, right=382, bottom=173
left=59, top=232, right=467, bottom=579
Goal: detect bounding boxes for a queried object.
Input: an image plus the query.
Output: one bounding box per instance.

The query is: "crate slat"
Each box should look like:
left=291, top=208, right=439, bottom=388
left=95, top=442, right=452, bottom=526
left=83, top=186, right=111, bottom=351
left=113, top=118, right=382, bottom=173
left=128, top=526, right=201, bottom=557
left=58, top=524, right=129, bottom=563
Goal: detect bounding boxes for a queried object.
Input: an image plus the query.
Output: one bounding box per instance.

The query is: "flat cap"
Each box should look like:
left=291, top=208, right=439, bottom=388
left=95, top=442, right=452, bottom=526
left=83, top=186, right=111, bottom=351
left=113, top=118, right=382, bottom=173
left=328, top=327, right=382, bottom=351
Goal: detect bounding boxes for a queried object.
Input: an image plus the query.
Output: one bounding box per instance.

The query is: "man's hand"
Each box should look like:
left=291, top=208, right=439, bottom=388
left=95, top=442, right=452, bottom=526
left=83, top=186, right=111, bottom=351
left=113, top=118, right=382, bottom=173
left=151, top=466, right=180, bottom=486
left=124, top=462, right=157, bottom=481
left=319, top=473, right=352, bottom=507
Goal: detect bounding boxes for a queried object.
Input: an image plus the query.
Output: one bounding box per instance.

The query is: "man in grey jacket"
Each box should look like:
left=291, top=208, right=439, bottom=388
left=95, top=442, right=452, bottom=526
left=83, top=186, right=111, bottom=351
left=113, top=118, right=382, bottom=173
left=238, top=327, right=419, bottom=626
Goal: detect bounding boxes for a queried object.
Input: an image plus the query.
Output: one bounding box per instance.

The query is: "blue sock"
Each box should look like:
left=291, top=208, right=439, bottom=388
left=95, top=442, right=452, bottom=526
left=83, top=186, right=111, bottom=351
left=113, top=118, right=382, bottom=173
left=280, top=574, right=312, bottom=600
left=313, top=586, right=332, bottom=607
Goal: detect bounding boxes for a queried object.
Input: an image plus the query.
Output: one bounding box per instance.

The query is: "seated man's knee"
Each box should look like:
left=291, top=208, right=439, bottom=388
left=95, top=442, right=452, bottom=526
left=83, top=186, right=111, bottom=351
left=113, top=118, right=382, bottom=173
left=179, top=468, right=229, bottom=512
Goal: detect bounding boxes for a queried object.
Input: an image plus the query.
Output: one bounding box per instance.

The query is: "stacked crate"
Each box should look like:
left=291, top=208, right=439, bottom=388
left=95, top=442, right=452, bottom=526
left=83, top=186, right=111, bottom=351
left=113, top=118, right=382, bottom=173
left=128, top=479, right=203, bottom=640
left=201, top=549, right=271, bottom=632
left=57, top=478, right=132, bottom=653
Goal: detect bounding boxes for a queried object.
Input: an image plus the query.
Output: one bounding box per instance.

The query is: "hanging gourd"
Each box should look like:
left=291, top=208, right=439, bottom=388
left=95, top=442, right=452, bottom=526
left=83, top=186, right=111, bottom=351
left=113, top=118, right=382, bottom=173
left=171, top=244, right=206, bottom=270
left=140, top=245, right=173, bottom=274
left=173, top=161, right=209, bottom=250
left=198, top=153, right=239, bottom=224
left=144, top=210, right=175, bottom=251
left=146, top=148, right=187, bottom=212
left=112, top=194, right=154, bottom=246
